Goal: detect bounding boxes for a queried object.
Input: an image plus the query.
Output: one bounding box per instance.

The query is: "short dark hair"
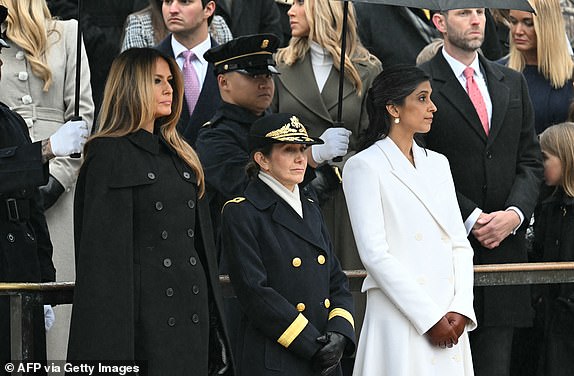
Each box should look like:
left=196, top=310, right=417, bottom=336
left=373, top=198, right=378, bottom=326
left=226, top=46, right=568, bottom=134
left=358, top=65, right=430, bottom=151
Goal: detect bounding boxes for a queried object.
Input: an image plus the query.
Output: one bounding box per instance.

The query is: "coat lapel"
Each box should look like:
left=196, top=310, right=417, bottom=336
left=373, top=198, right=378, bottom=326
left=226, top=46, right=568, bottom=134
left=321, top=63, right=357, bottom=112
left=376, top=138, right=451, bottom=234
left=431, top=52, right=488, bottom=142
left=245, top=179, right=327, bottom=250
left=276, top=55, right=333, bottom=124
left=480, top=55, right=509, bottom=145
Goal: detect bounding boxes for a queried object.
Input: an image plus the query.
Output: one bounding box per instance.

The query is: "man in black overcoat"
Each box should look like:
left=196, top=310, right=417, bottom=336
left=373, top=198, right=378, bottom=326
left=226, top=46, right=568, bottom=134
left=419, top=8, right=543, bottom=376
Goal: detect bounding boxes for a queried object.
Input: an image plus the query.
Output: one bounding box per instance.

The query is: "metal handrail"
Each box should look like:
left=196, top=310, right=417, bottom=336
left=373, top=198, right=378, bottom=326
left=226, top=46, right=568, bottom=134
left=2, top=262, right=574, bottom=374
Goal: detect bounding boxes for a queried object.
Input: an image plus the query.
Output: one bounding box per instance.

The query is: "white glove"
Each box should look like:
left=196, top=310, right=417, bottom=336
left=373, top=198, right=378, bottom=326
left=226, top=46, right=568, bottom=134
left=311, top=127, right=352, bottom=164
left=44, top=305, right=55, bottom=331
left=49, top=120, right=89, bottom=156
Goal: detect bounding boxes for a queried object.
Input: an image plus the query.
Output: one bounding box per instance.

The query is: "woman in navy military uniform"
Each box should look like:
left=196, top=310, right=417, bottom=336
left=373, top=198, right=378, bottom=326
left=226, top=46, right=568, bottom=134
left=67, top=48, right=232, bottom=376
left=220, top=113, right=355, bottom=376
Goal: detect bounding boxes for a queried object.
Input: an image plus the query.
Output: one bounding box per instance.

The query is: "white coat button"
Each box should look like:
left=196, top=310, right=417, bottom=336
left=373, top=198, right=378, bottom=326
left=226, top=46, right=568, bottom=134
left=17, top=72, right=28, bottom=81
left=416, top=277, right=426, bottom=285
left=21, top=95, right=33, bottom=104
left=415, top=233, right=423, bottom=241
left=448, top=276, right=454, bottom=284
left=15, top=51, right=25, bottom=60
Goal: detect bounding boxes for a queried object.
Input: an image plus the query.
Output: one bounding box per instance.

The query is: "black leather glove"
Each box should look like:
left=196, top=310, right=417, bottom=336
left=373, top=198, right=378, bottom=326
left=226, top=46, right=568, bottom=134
left=312, top=332, right=347, bottom=376
left=39, top=175, right=65, bottom=210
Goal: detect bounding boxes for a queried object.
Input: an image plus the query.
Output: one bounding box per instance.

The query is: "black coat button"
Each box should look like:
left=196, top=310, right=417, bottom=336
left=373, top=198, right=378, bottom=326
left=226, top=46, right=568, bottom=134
left=147, top=172, right=156, bottom=180
left=187, top=229, right=195, bottom=238
left=26, top=232, right=35, bottom=241
left=161, top=230, right=168, bottom=240
left=163, top=258, right=172, bottom=267
left=155, top=202, right=163, bottom=211
left=167, top=317, right=176, bottom=326
left=7, top=233, right=15, bottom=243
left=191, top=314, right=199, bottom=324
left=166, top=288, right=174, bottom=297
left=192, top=285, right=199, bottom=295
left=189, top=257, right=197, bottom=266
left=183, top=172, right=191, bottom=179
left=187, top=200, right=195, bottom=209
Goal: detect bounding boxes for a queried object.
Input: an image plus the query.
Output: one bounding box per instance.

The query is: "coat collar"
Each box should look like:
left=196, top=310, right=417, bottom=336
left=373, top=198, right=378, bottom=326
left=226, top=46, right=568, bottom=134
left=125, top=129, right=160, bottom=155
left=375, top=137, right=452, bottom=235
left=244, top=178, right=327, bottom=250
left=429, top=50, right=509, bottom=144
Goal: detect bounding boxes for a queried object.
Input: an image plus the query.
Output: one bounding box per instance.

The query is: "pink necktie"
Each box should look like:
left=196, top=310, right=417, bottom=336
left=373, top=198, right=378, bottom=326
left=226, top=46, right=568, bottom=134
left=182, top=50, right=200, bottom=114
left=463, top=67, right=489, bottom=135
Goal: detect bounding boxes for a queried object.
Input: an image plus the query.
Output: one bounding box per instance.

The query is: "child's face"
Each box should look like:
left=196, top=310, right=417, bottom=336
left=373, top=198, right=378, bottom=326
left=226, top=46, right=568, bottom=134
left=542, top=150, right=562, bottom=186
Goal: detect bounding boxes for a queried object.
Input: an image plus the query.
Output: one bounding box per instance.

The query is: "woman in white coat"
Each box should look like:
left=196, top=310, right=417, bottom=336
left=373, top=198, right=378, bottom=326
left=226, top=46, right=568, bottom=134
left=343, top=65, right=477, bottom=376
left=0, top=0, right=93, bottom=361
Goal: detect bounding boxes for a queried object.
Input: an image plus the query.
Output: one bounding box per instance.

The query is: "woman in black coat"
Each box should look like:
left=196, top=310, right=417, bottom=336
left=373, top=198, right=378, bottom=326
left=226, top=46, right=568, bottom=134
left=67, top=48, right=232, bottom=376
left=220, top=113, right=355, bottom=376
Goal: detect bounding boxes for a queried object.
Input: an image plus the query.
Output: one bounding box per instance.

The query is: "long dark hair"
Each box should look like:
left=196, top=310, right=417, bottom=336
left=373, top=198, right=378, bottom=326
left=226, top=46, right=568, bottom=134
left=358, top=65, right=430, bottom=151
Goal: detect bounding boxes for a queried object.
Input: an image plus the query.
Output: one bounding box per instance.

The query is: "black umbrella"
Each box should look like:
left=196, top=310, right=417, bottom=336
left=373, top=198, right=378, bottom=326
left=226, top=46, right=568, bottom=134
left=332, top=0, right=534, bottom=153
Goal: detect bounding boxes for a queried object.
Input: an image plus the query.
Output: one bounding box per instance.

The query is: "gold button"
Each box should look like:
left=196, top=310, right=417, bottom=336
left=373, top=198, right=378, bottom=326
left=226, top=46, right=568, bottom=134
left=317, top=255, right=326, bottom=265
left=296, top=303, right=306, bottom=312
left=292, top=257, right=302, bottom=267
left=324, top=298, right=331, bottom=308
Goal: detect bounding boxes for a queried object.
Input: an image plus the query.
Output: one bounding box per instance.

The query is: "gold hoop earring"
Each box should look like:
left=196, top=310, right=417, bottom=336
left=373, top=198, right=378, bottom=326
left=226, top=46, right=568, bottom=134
left=394, top=117, right=400, bottom=124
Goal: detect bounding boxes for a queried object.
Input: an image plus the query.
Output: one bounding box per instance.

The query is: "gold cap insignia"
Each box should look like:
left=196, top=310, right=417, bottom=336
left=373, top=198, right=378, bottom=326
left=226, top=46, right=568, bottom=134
left=261, top=39, right=269, bottom=49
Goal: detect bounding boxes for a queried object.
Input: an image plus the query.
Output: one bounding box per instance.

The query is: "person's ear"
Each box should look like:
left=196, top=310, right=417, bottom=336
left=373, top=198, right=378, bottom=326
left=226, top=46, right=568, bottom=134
left=433, top=12, right=447, bottom=33
left=386, top=104, right=399, bottom=119
left=254, top=151, right=270, bottom=171
left=217, top=74, right=228, bottom=90
left=204, top=0, right=216, bottom=18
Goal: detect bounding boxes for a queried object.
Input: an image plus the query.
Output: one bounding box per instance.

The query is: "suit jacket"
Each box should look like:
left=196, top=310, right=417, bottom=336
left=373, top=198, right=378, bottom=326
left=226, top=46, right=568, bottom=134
left=220, top=177, right=355, bottom=376
left=156, top=35, right=222, bottom=146
left=216, top=0, right=283, bottom=45
left=343, top=137, right=476, bottom=375
left=420, top=50, right=543, bottom=326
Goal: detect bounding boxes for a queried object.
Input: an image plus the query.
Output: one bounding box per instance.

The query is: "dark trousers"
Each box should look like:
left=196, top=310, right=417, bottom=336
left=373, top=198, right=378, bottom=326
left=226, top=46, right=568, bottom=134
left=470, top=325, right=514, bottom=376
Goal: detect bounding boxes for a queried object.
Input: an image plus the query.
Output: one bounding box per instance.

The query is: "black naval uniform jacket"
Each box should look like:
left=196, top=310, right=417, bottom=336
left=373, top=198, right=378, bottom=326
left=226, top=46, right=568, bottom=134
left=67, top=130, right=233, bottom=376
left=196, top=102, right=265, bottom=231
left=0, top=103, right=54, bottom=373
left=220, top=177, right=356, bottom=376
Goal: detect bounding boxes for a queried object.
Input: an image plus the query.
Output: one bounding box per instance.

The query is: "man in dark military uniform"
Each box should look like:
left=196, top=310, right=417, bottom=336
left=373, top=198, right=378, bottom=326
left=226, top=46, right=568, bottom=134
left=0, top=6, right=88, bottom=374
left=196, top=33, right=349, bottom=233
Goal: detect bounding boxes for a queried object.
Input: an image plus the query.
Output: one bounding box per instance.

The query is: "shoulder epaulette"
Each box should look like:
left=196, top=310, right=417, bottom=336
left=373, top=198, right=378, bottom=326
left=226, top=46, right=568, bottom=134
left=222, top=197, right=246, bottom=212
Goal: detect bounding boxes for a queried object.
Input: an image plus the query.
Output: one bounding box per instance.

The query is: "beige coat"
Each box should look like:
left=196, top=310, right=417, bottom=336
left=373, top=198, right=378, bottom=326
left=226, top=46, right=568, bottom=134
left=0, top=19, right=94, bottom=361
left=343, top=137, right=476, bottom=376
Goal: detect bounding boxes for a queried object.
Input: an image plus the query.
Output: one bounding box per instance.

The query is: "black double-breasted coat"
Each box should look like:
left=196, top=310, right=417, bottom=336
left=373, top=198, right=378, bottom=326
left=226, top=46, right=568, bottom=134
left=420, top=51, right=543, bottom=327
left=0, top=103, right=54, bottom=374
left=220, top=178, right=355, bottom=376
left=67, top=130, right=233, bottom=375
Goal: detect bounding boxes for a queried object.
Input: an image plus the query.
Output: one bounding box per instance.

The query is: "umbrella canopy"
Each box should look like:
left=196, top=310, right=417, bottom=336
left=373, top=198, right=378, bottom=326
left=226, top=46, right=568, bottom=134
left=346, top=0, right=534, bottom=12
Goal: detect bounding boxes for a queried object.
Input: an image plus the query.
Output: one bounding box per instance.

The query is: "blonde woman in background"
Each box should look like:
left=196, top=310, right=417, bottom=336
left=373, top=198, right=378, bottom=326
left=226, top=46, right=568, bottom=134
left=502, top=0, right=574, bottom=134
left=0, top=0, right=93, bottom=362
left=272, top=3, right=381, bottom=348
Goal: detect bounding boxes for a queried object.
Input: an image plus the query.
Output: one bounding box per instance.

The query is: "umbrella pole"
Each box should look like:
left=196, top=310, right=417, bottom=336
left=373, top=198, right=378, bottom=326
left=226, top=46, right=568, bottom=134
left=332, top=0, right=349, bottom=163
left=70, top=0, right=83, bottom=158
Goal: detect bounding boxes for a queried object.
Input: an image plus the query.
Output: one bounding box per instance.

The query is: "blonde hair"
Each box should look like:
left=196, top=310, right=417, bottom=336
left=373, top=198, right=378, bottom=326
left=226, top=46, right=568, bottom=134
left=276, top=0, right=375, bottom=94
left=0, top=0, right=57, bottom=91
left=93, top=48, right=205, bottom=196
left=539, top=122, right=574, bottom=197
left=508, top=0, right=574, bottom=89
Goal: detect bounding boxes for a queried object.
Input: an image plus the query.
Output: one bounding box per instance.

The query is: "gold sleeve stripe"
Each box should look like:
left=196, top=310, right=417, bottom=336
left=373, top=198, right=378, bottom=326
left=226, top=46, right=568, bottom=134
left=277, top=314, right=308, bottom=348
left=221, top=197, right=245, bottom=212
left=328, top=308, right=355, bottom=330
